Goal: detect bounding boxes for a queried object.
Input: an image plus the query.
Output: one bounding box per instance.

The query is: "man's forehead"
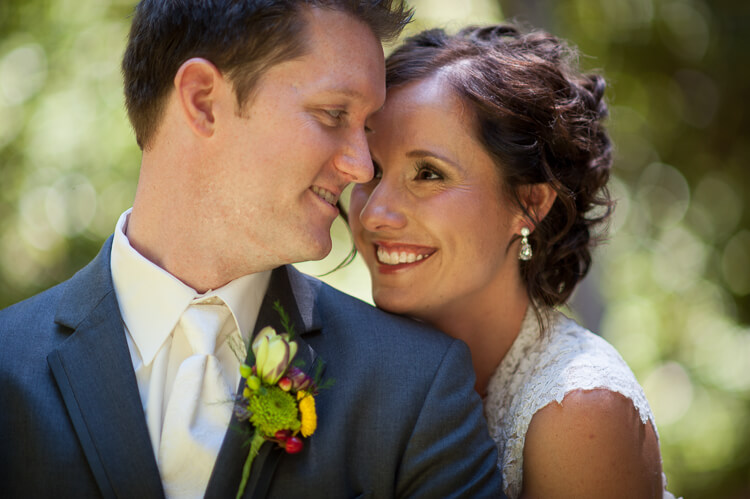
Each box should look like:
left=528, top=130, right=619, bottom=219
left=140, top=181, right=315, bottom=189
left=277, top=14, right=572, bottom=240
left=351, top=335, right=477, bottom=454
left=272, top=49, right=384, bottom=106
left=245, top=6, right=385, bottom=111
left=299, top=6, right=383, bottom=59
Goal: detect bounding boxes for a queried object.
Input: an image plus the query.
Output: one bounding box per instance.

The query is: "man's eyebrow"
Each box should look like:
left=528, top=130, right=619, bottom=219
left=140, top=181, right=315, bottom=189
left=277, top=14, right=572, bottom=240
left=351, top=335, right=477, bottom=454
left=318, top=87, right=385, bottom=116
left=320, top=87, right=366, bottom=100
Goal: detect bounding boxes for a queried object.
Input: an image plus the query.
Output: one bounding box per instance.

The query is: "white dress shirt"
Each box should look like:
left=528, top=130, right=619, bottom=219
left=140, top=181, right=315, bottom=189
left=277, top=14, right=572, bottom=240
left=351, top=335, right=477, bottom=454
left=110, top=209, right=270, bottom=469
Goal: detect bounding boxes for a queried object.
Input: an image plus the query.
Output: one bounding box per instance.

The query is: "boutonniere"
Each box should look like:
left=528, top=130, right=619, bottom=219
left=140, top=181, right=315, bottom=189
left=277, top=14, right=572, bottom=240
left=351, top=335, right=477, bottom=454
left=233, top=301, right=324, bottom=499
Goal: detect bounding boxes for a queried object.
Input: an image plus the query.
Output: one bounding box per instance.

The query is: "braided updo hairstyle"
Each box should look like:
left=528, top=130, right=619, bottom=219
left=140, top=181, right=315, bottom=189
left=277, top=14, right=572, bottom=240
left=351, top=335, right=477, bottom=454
left=385, top=25, right=613, bottom=319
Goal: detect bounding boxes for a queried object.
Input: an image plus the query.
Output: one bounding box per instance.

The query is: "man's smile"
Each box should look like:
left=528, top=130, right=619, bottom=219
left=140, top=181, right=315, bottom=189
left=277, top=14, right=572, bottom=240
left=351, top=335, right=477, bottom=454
left=311, top=185, right=338, bottom=206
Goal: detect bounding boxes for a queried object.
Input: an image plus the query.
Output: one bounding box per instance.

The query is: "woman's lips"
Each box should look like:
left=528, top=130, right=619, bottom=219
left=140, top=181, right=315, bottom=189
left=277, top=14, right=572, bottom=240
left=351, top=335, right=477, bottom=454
left=374, top=242, right=436, bottom=266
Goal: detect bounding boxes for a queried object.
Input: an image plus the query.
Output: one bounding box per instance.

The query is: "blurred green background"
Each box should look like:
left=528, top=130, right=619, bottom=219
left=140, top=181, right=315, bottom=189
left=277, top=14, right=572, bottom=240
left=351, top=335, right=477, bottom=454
left=1, top=0, right=748, bottom=496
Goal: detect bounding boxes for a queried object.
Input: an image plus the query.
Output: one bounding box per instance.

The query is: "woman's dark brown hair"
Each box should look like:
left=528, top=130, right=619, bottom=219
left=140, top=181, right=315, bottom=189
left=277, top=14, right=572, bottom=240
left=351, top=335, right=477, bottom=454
left=385, top=25, right=614, bottom=319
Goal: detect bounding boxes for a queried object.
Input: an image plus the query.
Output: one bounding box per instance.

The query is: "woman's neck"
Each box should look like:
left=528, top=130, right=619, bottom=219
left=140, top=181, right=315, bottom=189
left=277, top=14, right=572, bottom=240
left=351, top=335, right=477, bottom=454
left=424, top=284, right=529, bottom=397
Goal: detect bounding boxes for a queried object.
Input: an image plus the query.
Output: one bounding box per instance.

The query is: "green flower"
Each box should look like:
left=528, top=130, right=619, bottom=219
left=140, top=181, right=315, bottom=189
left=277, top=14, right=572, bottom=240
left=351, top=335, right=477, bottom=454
left=248, top=386, right=301, bottom=436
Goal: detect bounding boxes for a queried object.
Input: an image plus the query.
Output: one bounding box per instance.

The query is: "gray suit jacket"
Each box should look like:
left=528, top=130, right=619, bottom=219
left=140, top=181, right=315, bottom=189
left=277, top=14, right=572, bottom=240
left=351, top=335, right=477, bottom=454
left=0, top=237, right=503, bottom=498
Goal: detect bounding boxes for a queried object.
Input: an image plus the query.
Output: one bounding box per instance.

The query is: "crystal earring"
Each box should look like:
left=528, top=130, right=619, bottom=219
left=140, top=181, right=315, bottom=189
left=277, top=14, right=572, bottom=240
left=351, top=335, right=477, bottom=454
left=518, top=227, right=532, bottom=261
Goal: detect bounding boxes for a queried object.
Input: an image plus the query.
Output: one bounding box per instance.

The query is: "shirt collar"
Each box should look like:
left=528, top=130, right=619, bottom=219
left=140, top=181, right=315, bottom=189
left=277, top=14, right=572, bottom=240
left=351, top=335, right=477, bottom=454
left=203, top=270, right=271, bottom=347
left=110, top=209, right=270, bottom=365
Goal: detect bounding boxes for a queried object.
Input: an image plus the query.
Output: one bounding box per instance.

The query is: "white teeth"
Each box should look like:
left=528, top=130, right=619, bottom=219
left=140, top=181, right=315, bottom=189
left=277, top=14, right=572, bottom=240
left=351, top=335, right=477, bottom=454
left=376, top=246, right=431, bottom=265
left=311, top=186, right=337, bottom=205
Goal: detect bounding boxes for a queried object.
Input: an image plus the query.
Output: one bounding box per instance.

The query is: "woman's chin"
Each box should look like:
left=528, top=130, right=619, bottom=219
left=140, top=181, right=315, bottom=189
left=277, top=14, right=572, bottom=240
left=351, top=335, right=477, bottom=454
left=372, top=289, right=433, bottom=321
left=372, top=290, right=413, bottom=316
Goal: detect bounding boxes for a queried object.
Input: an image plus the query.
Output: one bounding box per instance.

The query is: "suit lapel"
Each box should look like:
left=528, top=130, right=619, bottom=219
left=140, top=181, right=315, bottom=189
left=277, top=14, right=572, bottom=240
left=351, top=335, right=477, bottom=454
left=48, top=237, right=164, bottom=499
left=206, top=265, right=325, bottom=499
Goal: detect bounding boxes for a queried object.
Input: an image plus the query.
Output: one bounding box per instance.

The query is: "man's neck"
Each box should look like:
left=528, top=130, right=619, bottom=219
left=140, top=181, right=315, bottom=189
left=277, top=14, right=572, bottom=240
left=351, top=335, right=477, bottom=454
left=126, top=163, right=262, bottom=292
left=126, top=205, right=222, bottom=293
left=130, top=135, right=290, bottom=290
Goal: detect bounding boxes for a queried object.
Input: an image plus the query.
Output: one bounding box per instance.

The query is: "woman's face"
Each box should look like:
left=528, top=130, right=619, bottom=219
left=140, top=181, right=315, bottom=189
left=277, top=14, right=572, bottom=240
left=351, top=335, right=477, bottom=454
left=350, top=75, right=525, bottom=322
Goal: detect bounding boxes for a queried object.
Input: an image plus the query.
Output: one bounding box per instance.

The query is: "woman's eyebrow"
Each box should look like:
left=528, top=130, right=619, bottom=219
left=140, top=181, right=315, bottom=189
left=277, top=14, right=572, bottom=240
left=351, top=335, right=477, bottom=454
left=406, top=149, right=462, bottom=170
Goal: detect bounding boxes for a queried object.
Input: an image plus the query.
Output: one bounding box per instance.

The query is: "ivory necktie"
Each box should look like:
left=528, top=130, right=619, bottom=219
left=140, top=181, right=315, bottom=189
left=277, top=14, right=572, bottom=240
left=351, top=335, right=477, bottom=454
left=159, top=298, right=237, bottom=498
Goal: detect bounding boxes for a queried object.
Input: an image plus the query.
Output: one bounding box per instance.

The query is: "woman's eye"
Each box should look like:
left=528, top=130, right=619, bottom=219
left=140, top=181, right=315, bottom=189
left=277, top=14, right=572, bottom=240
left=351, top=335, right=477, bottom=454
left=414, top=162, right=443, bottom=181
left=372, top=160, right=383, bottom=180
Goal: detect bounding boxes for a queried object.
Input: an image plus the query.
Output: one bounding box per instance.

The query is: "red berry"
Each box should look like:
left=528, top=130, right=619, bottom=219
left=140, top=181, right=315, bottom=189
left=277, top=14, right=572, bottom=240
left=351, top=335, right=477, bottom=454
left=284, top=436, right=303, bottom=454
left=274, top=430, right=290, bottom=441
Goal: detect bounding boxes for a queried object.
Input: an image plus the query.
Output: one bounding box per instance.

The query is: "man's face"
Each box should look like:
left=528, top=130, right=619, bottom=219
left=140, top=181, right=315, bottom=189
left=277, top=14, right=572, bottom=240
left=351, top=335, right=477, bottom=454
left=212, top=7, right=385, bottom=273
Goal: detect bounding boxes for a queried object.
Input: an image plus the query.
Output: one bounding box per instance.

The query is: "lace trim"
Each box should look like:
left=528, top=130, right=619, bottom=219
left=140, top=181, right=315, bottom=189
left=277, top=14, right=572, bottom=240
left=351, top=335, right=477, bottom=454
left=483, top=307, right=674, bottom=498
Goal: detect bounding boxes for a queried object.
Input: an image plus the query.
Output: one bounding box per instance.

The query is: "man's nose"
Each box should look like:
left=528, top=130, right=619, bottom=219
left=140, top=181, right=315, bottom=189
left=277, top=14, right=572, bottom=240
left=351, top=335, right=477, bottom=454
left=334, top=129, right=374, bottom=184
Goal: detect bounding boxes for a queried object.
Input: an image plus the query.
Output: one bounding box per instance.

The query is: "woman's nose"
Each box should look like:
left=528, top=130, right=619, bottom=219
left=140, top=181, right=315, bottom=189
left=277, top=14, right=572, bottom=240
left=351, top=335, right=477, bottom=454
left=356, top=180, right=408, bottom=232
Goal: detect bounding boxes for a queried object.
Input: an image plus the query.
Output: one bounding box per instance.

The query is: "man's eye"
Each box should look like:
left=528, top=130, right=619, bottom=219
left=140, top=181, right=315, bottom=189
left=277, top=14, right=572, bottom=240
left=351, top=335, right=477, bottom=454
left=320, top=109, right=347, bottom=127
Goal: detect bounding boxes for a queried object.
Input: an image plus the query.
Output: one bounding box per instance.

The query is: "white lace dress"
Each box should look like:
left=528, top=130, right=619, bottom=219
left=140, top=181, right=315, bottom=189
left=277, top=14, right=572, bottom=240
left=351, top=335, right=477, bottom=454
left=483, top=307, right=676, bottom=499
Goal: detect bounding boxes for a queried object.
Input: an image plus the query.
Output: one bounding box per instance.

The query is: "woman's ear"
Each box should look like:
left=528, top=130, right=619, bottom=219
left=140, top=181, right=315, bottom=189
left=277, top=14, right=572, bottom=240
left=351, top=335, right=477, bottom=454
left=173, top=57, right=224, bottom=138
left=515, top=183, right=557, bottom=232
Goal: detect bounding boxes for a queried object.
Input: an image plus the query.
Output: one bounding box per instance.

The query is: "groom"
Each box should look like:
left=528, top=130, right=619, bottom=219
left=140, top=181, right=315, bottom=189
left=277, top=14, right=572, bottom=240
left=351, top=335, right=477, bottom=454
left=0, top=1, right=503, bottom=498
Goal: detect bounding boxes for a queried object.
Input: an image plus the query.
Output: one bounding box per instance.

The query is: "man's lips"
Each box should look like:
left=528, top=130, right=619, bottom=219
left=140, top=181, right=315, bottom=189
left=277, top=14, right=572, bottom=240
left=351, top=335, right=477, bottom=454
left=375, top=242, right=436, bottom=265
left=311, top=185, right=338, bottom=206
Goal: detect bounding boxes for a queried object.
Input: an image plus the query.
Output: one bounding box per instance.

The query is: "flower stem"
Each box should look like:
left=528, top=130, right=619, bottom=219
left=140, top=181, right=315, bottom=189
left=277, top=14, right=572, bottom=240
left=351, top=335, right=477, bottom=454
left=236, top=430, right=266, bottom=499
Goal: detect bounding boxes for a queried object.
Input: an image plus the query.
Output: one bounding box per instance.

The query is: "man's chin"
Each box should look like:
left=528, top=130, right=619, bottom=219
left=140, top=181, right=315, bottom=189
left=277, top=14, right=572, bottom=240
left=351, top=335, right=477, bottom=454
left=293, top=234, right=334, bottom=264
left=311, top=241, right=334, bottom=262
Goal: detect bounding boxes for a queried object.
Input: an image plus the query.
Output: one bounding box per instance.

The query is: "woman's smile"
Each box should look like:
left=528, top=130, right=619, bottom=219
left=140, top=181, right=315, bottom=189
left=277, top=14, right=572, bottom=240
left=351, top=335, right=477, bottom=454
left=374, top=241, right=437, bottom=270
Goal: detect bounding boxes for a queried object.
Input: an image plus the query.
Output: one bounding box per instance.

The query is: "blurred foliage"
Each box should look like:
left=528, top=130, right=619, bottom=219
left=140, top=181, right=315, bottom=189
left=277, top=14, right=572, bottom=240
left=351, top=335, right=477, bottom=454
left=0, top=0, right=748, bottom=497
left=0, top=0, right=138, bottom=304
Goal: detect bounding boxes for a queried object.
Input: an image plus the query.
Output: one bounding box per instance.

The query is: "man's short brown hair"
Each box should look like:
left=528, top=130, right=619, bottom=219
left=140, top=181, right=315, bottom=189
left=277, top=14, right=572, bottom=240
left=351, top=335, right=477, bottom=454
left=122, top=0, right=412, bottom=150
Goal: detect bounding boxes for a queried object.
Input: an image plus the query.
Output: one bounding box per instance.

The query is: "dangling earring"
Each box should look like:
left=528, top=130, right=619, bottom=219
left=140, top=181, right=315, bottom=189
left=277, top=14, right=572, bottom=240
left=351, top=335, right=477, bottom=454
left=518, top=227, right=532, bottom=261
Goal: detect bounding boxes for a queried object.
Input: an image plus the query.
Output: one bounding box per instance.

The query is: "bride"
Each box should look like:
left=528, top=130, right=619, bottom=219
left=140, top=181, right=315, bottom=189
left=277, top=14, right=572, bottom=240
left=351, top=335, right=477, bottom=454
left=349, top=24, right=675, bottom=498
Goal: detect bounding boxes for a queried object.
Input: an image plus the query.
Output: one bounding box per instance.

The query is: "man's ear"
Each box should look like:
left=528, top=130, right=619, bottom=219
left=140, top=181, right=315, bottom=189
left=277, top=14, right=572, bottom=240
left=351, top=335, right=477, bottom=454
left=514, top=183, right=557, bottom=233
left=173, top=58, right=224, bottom=138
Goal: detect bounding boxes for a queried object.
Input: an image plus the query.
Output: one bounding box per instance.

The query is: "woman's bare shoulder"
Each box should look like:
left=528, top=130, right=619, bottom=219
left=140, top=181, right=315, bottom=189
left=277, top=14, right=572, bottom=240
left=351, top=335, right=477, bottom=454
left=521, top=388, right=663, bottom=499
